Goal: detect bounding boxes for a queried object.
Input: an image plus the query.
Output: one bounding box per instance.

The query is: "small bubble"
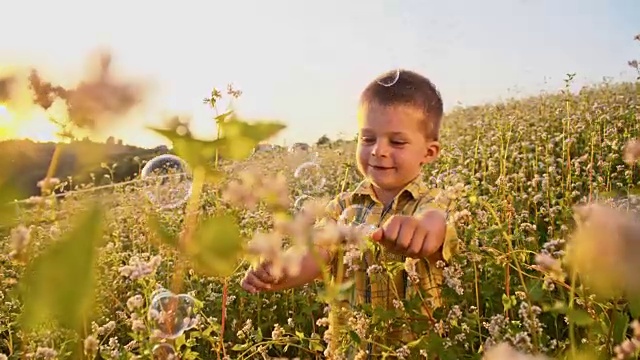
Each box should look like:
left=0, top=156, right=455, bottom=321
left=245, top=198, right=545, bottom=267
left=293, top=161, right=326, bottom=194
left=152, top=343, right=177, bottom=360
left=141, top=154, right=192, bottom=210
left=293, top=194, right=314, bottom=213
left=376, top=69, right=400, bottom=87
left=288, top=143, right=310, bottom=154
left=339, top=205, right=376, bottom=234
left=339, top=205, right=376, bottom=242
left=148, top=290, right=198, bottom=339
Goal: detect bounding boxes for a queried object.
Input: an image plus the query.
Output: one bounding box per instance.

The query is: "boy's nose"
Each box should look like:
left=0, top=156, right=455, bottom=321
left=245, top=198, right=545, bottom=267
left=371, top=142, right=390, bottom=157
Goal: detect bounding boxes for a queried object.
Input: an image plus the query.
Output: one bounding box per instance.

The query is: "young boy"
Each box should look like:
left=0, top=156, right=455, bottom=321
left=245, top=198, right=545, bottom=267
left=241, top=69, right=459, bottom=355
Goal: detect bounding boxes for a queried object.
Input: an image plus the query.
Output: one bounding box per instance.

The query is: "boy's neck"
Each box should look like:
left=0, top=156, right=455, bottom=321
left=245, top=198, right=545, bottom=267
left=371, top=186, right=401, bottom=207
left=369, top=174, right=423, bottom=206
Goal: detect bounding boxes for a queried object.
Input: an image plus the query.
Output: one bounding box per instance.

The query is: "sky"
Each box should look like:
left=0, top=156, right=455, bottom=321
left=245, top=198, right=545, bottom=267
left=0, top=0, right=638, bottom=148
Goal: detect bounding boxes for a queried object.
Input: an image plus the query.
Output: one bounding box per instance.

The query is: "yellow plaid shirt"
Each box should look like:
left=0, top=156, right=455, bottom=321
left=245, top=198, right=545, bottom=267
left=320, top=175, right=459, bottom=314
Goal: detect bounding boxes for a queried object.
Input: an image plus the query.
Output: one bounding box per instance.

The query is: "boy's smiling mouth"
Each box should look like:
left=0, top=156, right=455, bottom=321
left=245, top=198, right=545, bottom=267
left=369, top=164, right=395, bottom=171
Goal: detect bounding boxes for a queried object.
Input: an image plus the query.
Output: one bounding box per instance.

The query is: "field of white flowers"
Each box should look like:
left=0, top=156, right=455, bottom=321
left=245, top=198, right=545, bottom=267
left=1, top=78, right=640, bottom=360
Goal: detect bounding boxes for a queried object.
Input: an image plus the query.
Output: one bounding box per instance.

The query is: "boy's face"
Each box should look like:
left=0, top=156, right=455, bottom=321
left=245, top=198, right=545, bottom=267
left=356, top=102, right=440, bottom=197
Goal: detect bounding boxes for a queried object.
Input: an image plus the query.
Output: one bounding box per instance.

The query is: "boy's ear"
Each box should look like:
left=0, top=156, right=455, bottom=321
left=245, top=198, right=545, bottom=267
left=422, top=141, right=440, bottom=165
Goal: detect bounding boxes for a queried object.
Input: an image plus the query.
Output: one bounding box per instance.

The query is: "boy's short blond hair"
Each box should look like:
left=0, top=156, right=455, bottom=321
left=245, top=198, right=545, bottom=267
left=359, top=69, right=444, bottom=140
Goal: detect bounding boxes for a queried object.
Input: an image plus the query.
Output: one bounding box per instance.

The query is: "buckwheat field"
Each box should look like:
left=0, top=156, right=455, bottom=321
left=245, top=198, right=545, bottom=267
left=1, top=77, right=640, bottom=360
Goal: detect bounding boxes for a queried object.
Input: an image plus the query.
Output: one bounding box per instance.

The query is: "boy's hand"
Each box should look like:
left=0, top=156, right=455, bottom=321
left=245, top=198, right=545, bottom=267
left=240, top=262, right=280, bottom=294
left=371, top=210, right=446, bottom=258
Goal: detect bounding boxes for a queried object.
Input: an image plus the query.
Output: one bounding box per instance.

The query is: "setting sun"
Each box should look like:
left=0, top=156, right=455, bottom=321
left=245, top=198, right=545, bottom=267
left=0, top=104, right=62, bottom=143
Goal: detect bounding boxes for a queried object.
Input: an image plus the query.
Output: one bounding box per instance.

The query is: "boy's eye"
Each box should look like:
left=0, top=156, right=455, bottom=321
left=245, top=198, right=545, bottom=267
left=390, top=140, right=407, bottom=145
left=360, top=136, right=375, bottom=143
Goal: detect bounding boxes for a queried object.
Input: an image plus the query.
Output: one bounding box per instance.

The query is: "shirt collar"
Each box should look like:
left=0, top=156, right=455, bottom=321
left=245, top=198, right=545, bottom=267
left=352, top=175, right=428, bottom=202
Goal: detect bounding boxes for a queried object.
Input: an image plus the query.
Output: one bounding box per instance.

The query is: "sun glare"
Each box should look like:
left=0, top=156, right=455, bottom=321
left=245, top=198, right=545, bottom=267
left=0, top=104, right=61, bottom=143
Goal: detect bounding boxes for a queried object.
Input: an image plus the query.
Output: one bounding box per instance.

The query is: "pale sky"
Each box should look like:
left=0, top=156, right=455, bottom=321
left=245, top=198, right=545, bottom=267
left=1, top=0, right=638, bottom=148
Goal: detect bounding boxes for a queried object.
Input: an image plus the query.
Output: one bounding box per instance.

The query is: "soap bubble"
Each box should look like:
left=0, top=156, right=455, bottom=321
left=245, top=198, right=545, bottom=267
left=288, top=143, right=310, bottom=153
left=148, top=289, right=198, bottom=339
left=339, top=204, right=372, bottom=227
left=141, top=154, right=192, bottom=210
left=152, top=343, right=177, bottom=360
left=339, top=205, right=376, bottom=240
left=293, top=161, right=326, bottom=194
left=293, top=194, right=314, bottom=213
left=376, top=68, right=400, bottom=87
left=595, top=193, right=640, bottom=217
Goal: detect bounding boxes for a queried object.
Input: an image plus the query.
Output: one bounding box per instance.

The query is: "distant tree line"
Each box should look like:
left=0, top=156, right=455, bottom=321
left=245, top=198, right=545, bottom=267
left=2, top=139, right=170, bottom=200
left=3, top=134, right=356, bottom=201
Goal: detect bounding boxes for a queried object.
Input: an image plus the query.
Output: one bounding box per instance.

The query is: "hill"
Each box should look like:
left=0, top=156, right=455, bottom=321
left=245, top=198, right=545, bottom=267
left=1, top=138, right=169, bottom=199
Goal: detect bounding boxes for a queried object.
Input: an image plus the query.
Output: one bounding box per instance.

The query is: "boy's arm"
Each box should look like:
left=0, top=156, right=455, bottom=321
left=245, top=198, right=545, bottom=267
left=265, top=248, right=331, bottom=292
left=261, top=193, right=346, bottom=292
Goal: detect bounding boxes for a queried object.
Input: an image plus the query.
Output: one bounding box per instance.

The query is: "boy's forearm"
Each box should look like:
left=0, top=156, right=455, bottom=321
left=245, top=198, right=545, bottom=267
left=267, top=249, right=331, bottom=292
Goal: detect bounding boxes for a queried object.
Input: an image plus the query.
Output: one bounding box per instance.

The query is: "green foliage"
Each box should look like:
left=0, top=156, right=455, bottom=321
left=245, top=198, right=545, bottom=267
left=0, top=139, right=167, bottom=199
left=19, top=203, right=103, bottom=331
left=186, top=215, right=242, bottom=278
left=0, top=80, right=638, bottom=359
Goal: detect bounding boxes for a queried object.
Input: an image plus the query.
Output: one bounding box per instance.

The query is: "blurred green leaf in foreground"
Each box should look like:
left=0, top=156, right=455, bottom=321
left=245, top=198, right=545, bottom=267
left=19, top=203, right=104, bottom=331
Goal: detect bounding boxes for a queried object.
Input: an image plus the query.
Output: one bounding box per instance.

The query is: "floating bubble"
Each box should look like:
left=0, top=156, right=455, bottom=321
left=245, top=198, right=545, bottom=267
left=595, top=193, right=640, bottom=216
left=376, top=68, right=400, bottom=87
left=152, top=343, right=177, bottom=360
left=339, top=204, right=376, bottom=237
left=288, top=142, right=310, bottom=153
left=148, top=289, right=198, bottom=339
left=293, top=194, right=314, bottom=213
left=140, top=154, right=192, bottom=210
left=293, top=161, right=326, bottom=194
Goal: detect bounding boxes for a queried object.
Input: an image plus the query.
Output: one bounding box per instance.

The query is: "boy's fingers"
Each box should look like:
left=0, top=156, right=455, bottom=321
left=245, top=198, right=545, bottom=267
left=371, top=228, right=384, bottom=242
left=407, top=224, right=428, bottom=258
left=421, top=229, right=443, bottom=258
left=240, top=275, right=258, bottom=293
left=243, top=272, right=272, bottom=292
left=393, top=220, right=414, bottom=253
left=254, top=266, right=275, bottom=284
left=384, top=217, right=402, bottom=240
left=378, top=216, right=401, bottom=250
left=242, top=282, right=257, bottom=294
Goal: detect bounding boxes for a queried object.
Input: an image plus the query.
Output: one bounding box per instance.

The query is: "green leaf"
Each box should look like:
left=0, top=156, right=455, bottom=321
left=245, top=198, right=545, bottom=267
left=183, top=350, right=199, bottom=360
left=318, top=280, right=355, bottom=303
left=527, top=280, right=545, bottom=302
left=214, top=109, right=233, bottom=124
left=0, top=181, right=23, bottom=229
left=20, top=203, right=104, bottom=331
left=174, top=334, right=186, bottom=350
left=308, top=340, right=324, bottom=352
left=212, top=136, right=256, bottom=161
left=406, top=336, right=424, bottom=348
left=566, top=308, right=594, bottom=326
left=543, top=300, right=567, bottom=314
left=147, top=213, right=179, bottom=249
left=502, top=294, right=511, bottom=310
left=610, top=309, right=629, bottom=345
left=215, top=119, right=286, bottom=160
left=231, top=343, right=250, bottom=351
left=502, top=294, right=516, bottom=311
left=147, top=126, right=218, bottom=169
left=148, top=115, right=284, bottom=170
left=628, top=294, right=640, bottom=319
left=186, top=215, right=242, bottom=277
left=256, top=327, right=263, bottom=342
left=348, top=331, right=361, bottom=344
